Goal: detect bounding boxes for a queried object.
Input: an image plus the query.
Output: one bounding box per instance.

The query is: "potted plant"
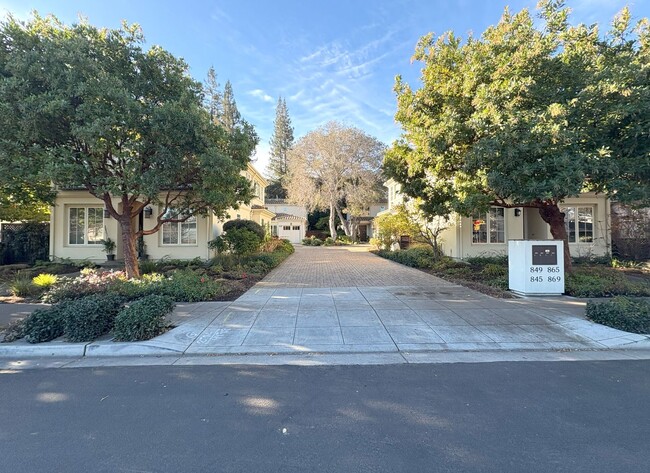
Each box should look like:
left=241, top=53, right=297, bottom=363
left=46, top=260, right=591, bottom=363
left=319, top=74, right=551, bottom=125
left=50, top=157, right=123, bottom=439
left=100, top=238, right=116, bottom=261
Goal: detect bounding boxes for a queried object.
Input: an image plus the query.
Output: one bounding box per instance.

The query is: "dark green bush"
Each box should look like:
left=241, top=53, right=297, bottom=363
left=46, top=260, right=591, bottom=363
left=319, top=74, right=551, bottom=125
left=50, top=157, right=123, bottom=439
left=586, top=297, right=650, bottom=334
left=222, top=219, right=266, bottom=240
left=22, top=303, right=69, bottom=343
left=375, top=247, right=437, bottom=268
left=210, top=228, right=262, bottom=255
left=113, top=295, right=175, bottom=341
left=565, top=267, right=650, bottom=297
left=63, top=293, right=126, bottom=342
left=1, top=319, right=26, bottom=343
left=464, top=255, right=508, bottom=266
left=324, top=237, right=335, bottom=246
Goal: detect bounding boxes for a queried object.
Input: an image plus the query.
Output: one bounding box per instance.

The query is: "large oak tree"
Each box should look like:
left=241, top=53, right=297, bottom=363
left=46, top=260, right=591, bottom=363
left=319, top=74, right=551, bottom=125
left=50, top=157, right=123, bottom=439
left=0, top=14, right=257, bottom=277
left=384, top=1, right=650, bottom=270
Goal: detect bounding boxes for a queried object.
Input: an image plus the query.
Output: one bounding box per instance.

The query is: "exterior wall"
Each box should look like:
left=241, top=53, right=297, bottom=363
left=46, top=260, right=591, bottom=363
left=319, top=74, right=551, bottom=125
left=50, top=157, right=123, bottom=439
left=265, top=202, right=308, bottom=219
left=385, top=179, right=405, bottom=210
left=50, top=191, right=119, bottom=262
left=50, top=163, right=272, bottom=262
left=273, top=219, right=306, bottom=243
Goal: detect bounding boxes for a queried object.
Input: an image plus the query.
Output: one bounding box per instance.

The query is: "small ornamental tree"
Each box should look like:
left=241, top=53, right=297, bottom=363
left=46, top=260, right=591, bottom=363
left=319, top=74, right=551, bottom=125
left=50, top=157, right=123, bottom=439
left=0, top=14, right=258, bottom=278
left=385, top=1, right=650, bottom=271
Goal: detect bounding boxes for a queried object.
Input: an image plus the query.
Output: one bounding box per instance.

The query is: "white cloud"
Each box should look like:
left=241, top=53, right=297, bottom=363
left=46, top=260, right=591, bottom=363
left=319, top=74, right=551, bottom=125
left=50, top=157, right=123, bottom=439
left=248, top=89, right=274, bottom=103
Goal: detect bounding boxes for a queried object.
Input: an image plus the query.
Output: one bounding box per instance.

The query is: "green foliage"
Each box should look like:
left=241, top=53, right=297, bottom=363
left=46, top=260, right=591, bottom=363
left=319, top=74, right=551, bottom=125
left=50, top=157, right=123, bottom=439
left=374, top=206, right=418, bottom=249
left=375, top=246, right=438, bottom=268
left=0, top=14, right=258, bottom=278
left=311, top=238, right=323, bottom=246
left=0, top=223, right=49, bottom=265
left=157, top=269, right=225, bottom=302
left=63, top=294, right=126, bottom=342
left=22, top=303, right=71, bottom=343
left=1, top=319, right=25, bottom=343
left=113, top=295, right=175, bottom=341
left=10, top=272, right=41, bottom=298
left=385, top=2, right=650, bottom=270
left=211, top=228, right=262, bottom=255
left=565, top=267, right=650, bottom=298
left=32, top=273, right=58, bottom=288
left=267, top=96, right=294, bottom=186
left=369, top=237, right=382, bottom=250
left=586, top=297, right=650, bottom=334
left=100, top=238, right=116, bottom=254
left=323, top=237, right=335, bottom=246
left=222, top=220, right=266, bottom=240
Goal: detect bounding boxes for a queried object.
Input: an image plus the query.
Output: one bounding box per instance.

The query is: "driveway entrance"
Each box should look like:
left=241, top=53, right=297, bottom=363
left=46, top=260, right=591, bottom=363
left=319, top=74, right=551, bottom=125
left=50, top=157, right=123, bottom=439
left=165, top=245, right=649, bottom=356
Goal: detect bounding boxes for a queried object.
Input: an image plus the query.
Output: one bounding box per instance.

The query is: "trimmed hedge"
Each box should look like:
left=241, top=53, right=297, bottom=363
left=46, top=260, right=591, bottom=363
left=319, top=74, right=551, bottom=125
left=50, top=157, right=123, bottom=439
left=63, top=293, right=126, bottom=342
left=586, top=297, right=650, bottom=334
left=113, top=295, right=175, bottom=341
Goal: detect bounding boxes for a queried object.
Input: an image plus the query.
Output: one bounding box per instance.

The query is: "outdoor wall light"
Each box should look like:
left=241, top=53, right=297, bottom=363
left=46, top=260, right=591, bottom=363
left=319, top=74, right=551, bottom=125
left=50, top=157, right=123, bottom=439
left=514, top=208, right=522, bottom=217
left=103, top=208, right=110, bottom=218
left=144, top=207, right=153, bottom=218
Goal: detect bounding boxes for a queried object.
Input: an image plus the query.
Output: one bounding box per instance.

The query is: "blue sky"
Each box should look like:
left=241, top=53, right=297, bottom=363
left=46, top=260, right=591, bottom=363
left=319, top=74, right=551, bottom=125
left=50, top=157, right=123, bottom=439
left=1, top=0, right=647, bottom=176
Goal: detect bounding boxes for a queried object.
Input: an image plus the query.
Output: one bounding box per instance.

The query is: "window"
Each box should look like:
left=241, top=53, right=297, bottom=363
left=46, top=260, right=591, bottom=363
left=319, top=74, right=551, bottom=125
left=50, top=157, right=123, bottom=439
left=68, top=207, right=103, bottom=245
left=271, top=225, right=278, bottom=237
left=161, top=210, right=197, bottom=245
left=292, top=225, right=300, bottom=231
left=283, top=225, right=291, bottom=231
left=472, top=207, right=505, bottom=244
left=562, top=206, right=593, bottom=243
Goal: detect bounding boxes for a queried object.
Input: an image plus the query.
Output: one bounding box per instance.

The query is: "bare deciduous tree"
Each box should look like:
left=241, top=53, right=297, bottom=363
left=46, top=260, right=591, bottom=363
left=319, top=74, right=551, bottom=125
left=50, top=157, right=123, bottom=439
left=286, top=122, right=385, bottom=239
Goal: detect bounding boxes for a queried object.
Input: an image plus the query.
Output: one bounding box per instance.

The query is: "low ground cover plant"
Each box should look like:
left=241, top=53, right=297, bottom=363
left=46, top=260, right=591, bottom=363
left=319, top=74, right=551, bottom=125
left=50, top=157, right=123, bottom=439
left=586, top=297, right=650, bottom=334
left=373, top=248, right=650, bottom=298
left=113, top=295, right=175, bottom=341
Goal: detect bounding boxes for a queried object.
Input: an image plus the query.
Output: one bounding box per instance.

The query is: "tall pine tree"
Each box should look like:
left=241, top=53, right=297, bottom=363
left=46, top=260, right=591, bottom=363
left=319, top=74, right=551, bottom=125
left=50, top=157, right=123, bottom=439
left=203, top=66, right=221, bottom=123
left=220, top=80, right=241, bottom=133
left=266, top=97, right=294, bottom=198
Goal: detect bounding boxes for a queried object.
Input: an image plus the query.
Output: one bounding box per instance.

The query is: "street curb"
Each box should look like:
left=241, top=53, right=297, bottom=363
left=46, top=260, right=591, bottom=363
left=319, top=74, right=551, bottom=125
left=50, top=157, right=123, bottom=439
left=85, top=342, right=185, bottom=357
left=0, top=342, right=87, bottom=358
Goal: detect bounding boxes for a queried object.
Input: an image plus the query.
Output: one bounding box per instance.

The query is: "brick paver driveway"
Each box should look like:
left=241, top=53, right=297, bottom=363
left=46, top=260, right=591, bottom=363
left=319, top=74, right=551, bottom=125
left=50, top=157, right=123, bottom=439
left=259, top=245, right=454, bottom=287
left=146, top=244, right=647, bottom=357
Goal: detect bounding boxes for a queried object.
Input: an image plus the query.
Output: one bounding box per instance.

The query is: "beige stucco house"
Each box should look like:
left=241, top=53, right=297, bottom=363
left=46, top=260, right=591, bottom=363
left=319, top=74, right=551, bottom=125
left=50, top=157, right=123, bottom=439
left=380, top=179, right=612, bottom=258
left=49, top=163, right=276, bottom=262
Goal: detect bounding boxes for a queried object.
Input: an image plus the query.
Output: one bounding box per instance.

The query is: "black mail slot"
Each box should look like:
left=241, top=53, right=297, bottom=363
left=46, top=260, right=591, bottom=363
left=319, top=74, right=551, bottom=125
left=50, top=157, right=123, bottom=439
left=532, top=245, right=557, bottom=265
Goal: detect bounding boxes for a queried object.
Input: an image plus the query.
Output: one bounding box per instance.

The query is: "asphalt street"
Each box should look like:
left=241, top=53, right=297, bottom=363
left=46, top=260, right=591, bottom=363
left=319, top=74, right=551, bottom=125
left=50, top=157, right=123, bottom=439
left=1, top=360, right=648, bottom=473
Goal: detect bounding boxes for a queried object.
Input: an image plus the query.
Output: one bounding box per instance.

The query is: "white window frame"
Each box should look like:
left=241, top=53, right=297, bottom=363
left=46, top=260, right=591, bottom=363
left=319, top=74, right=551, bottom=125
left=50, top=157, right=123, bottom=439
left=161, top=210, right=198, bottom=246
left=472, top=207, right=505, bottom=244
left=561, top=206, right=594, bottom=243
left=68, top=206, right=104, bottom=246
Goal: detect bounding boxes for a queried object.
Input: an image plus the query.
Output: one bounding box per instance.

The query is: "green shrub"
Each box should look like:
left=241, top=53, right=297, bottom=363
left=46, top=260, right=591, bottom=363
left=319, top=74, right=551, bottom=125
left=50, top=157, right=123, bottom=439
left=465, top=255, right=508, bottom=266
left=158, top=269, right=225, bottom=302
left=139, top=259, right=159, bottom=275
left=311, top=238, right=323, bottom=246
left=481, top=263, right=508, bottom=278
left=32, top=273, right=58, bottom=288
left=302, top=237, right=312, bottom=245
left=324, top=237, right=335, bottom=246
left=375, top=247, right=437, bottom=268
left=586, top=297, right=650, bottom=334
left=1, top=319, right=26, bottom=343
left=113, top=295, right=175, bottom=341
left=10, top=272, right=42, bottom=298
left=565, top=267, right=650, bottom=297
left=22, top=303, right=69, bottom=343
left=210, top=228, right=262, bottom=255
left=63, top=293, right=126, bottom=342
left=222, top=219, right=266, bottom=240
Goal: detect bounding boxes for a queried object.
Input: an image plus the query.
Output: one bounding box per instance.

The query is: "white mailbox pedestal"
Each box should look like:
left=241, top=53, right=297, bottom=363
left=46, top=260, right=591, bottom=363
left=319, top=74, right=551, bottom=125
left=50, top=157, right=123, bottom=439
left=508, top=240, right=564, bottom=295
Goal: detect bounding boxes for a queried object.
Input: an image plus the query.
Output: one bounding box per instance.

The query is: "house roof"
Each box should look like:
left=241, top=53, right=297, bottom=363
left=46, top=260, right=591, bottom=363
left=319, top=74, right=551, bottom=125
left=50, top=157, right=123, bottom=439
left=266, top=198, right=288, bottom=205
left=272, top=213, right=307, bottom=222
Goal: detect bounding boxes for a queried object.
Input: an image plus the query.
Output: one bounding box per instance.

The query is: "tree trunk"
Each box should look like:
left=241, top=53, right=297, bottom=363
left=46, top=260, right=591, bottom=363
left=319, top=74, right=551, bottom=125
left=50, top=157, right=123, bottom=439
left=538, top=204, right=572, bottom=273
left=119, top=209, right=140, bottom=279
left=335, top=206, right=352, bottom=237
left=329, top=203, right=337, bottom=240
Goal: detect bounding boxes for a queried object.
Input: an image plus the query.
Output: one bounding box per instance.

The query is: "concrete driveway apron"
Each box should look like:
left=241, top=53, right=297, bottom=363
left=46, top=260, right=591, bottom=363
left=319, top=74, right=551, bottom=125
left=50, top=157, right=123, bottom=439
left=172, top=245, right=649, bottom=356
